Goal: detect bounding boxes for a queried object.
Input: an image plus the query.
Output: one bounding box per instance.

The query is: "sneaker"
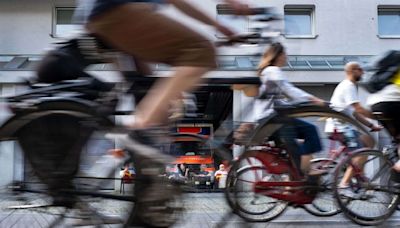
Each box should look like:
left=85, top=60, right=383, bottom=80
left=338, top=186, right=368, bottom=199
left=119, top=129, right=175, bottom=164
left=338, top=187, right=356, bottom=199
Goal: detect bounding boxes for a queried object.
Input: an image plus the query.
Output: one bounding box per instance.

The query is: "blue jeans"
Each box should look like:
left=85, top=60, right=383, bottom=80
left=275, top=118, right=322, bottom=172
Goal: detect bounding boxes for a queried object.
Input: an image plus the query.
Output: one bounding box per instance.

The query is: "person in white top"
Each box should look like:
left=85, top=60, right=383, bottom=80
left=326, top=62, right=382, bottom=189
left=367, top=75, right=400, bottom=174
left=235, top=43, right=325, bottom=177
left=214, top=164, right=228, bottom=188
left=326, top=62, right=382, bottom=142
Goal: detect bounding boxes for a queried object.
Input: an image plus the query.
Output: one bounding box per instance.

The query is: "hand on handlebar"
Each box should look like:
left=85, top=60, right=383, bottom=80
left=310, top=97, right=327, bottom=107
left=370, top=124, right=384, bottom=132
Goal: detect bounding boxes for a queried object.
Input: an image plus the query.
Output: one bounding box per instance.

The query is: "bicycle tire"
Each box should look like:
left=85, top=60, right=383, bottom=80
left=225, top=151, right=288, bottom=222
left=0, top=106, right=138, bottom=227
left=333, top=149, right=400, bottom=226
left=303, top=160, right=341, bottom=217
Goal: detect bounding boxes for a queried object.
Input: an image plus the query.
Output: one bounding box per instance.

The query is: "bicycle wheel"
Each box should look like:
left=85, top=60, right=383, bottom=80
left=303, top=160, right=341, bottom=217
left=0, top=112, right=138, bottom=227
left=333, top=149, right=400, bottom=226
left=225, top=151, right=288, bottom=222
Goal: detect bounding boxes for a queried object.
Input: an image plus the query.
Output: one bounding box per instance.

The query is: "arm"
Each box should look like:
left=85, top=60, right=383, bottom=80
left=352, top=102, right=374, bottom=119
left=278, top=80, right=325, bottom=105
left=351, top=103, right=382, bottom=131
left=232, top=84, right=259, bottom=97
left=262, top=67, right=325, bottom=105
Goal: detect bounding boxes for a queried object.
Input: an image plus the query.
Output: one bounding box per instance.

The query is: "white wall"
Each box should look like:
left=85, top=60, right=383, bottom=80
left=0, top=0, right=398, bottom=56
left=0, top=0, right=75, bottom=55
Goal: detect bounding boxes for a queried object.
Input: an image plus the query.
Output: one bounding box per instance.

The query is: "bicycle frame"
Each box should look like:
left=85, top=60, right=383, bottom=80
left=233, top=104, right=375, bottom=205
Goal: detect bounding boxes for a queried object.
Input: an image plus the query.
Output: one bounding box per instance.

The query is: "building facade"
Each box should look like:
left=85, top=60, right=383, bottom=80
left=0, top=0, right=399, bottom=186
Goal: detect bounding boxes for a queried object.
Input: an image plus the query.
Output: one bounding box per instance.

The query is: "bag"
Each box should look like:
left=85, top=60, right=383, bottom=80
left=36, top=35, right=114, bottom=83
left=363, top=50, right=400, bottom=93
left=36, top=39, right=92, bottom=83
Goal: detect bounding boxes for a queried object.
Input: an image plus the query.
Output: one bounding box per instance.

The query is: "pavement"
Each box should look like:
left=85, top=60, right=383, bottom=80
left=1, top=192, right=400, bottom=228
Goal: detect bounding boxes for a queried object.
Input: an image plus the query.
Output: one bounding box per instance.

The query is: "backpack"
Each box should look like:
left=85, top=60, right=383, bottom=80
left=363, top=50, right=400, bottom=93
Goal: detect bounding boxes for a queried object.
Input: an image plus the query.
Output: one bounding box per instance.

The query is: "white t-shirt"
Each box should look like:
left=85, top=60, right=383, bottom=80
left=325, top=79, right=359, bottom=133
left=367, top=84, right=400, bottom=106
left=253, top=66, right=311, bottom=121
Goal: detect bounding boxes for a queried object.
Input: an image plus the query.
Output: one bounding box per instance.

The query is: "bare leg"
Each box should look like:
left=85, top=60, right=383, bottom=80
left=133, top=66, right=210, bottom=128
left=394, top=160, right=400, bottom=172
left=394, top=146, right=400, bottom=172
left=339, top=134, right=373, bottom=187
left=360, top=134, right=375, bottom=148
left=339, top=155, right=368, bottom=187
left=301, top=154, right=313, bottom=174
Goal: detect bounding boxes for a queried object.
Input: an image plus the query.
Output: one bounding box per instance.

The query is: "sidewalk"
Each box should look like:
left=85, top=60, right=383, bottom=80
left=1, top=192, right=399, bottom=227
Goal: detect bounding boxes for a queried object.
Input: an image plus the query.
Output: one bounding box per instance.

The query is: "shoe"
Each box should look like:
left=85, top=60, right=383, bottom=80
left=308, top=168, right=328, bottom=176
left=119, top=129, right=174, bottom=164
left=338, top=187, right=355, bottom=198
left=337, top=186, right=364, bottom=199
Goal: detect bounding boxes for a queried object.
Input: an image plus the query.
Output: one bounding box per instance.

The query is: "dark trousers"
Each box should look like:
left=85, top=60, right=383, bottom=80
left=275, top=118, right=322, bottom=172
left=371, top=102, right=400, bottom=141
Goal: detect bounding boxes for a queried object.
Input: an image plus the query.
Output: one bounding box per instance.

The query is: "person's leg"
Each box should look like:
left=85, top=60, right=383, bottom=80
left=276, top=120, right=302, bottom=174
left=339, top=131, right=369, bottom=187
left=360, top=134, right=375, bottom=148
left=87, top=3, right=216, bottom=128
left=372, top=102, right=400, bottom=172
left=134, top=67, right=209, bottom=127
left=294, top=119, right=322, bottom=175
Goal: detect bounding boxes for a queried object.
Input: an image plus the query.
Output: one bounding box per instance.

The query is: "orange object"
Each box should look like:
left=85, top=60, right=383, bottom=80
left=173, top=155, right=213, bottom=165
left=109, top=149, right=126, bottom=158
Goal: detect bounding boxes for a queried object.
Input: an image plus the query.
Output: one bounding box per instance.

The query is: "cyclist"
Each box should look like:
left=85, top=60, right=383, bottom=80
left=325, top=62, right=382, bottom=192
left=367, top=70, right=400, bottom=176
left=71, top=0, right=252, bottom=157
left=237, top=43, right=326, bottom=178
left=72, top=0, right=252, bottom=226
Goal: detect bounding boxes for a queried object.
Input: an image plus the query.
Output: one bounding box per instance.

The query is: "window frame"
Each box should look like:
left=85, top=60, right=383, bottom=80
left=52, top=6, right=78, bottom=38
left=215, top=4, right=249, bottom=38
left=377, top=6, right=400, bottom=39
left=284, top=5, right=317, bottom=39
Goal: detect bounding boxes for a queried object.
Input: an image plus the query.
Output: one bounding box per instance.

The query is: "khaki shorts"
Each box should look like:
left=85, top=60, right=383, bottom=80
left=87, top=3, right=216, bottom=68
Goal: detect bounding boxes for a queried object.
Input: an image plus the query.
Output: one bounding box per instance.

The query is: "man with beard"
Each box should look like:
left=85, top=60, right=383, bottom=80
left=325, top=62, right=382, bottom=195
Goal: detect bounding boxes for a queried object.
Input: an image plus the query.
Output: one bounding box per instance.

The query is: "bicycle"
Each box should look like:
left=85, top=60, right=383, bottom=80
left=0, top=7, right=280, bottom=227
left=303, top=128, right=359, bottom=216
left=224, top=103, right=373, bottom=222
left=330, top=112, right=400, bottom=226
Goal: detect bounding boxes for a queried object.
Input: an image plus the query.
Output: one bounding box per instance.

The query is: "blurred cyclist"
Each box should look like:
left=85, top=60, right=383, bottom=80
left=72, top=0, right=251, bottom=226
left=367, top=64, right=400, bottom=177
left=235, top=43, right=325, bottom=178
left=73, top=0, right=250, bottom=160
left=325, top=62, right=382, bottom=192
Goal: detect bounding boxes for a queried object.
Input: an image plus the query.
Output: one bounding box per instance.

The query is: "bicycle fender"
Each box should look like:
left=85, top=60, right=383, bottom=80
left=0, top=98, right=114, bottom=140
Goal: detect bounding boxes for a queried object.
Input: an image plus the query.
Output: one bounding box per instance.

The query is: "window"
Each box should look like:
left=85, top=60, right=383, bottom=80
left=284, top=6, right=315, bottom=38
left=378, top=7, right=400, bottom=37
left=216, top=4, right=248, bottom=37
left=53, top=7, right=81, bottom=38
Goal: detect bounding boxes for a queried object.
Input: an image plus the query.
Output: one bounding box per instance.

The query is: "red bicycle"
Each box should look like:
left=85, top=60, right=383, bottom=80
left=225, top=104, right=378, bottom=222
